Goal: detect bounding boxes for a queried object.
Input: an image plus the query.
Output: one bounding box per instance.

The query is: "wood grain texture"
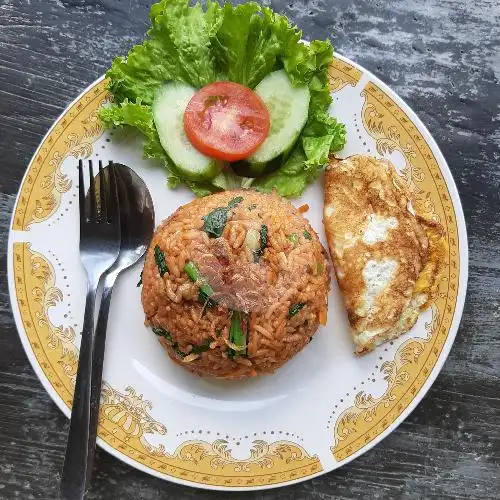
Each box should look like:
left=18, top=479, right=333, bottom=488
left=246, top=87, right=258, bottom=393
left=0, top=0, right=498, bottom=498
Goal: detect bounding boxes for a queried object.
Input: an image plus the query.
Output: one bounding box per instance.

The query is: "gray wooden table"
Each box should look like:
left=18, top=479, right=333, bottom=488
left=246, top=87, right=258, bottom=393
left=0, top=0, right=499, bottom=498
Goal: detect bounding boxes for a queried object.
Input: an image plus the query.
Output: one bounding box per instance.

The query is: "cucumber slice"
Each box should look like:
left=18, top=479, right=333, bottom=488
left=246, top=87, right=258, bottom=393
left=153, top=82, right=222, bottom=181
left=249, top=70, right=310, bottom=164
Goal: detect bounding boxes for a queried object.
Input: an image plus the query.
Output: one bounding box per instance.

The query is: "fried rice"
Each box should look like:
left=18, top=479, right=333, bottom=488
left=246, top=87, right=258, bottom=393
left=141, top=190, right=329, bottom=379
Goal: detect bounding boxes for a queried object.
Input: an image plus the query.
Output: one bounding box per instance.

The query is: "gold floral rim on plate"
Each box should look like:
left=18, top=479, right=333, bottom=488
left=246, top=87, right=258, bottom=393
left=9, top=54, right=463, bottom=489
left=12, top=83, right=108, bottom=231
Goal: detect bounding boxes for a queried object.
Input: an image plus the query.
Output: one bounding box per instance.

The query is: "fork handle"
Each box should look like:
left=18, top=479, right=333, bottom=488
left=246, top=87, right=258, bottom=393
left=85, top=271, right=118, bottom=486
left=59, top=277, right=99, bottom=500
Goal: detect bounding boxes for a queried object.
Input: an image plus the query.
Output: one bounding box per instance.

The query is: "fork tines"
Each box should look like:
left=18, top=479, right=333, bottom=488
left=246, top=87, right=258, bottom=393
left=78, top=160, right=118, bottom=224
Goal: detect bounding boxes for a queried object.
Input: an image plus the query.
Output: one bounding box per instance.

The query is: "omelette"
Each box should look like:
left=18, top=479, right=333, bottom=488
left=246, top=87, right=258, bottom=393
left=323, top=155, right=446, bottom=354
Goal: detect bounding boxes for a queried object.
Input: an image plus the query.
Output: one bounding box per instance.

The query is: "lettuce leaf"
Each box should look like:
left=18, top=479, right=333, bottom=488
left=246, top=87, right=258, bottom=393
left=212, top=3, right=298, bottom=89
left=252, top=145, right=318, bottom=198
left=100, top=0, right=346, bottom=198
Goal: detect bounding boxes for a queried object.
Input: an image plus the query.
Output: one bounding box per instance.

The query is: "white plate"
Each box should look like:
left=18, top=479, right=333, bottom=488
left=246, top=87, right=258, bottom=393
left=8, top=53, right=467, bottom=491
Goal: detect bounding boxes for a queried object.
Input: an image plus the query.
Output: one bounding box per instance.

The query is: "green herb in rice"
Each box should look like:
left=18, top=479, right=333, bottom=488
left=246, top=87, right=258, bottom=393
left=154, top=245, right=168, bottom=276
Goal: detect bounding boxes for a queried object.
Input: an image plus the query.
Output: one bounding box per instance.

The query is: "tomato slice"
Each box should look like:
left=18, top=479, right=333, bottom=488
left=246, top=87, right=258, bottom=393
left=183, top=81, right=270, bottom=162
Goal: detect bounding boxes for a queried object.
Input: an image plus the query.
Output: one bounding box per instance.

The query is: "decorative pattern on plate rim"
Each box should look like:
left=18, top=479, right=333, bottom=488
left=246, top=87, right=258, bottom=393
left=12, top=242, right=322, bottom=486
left=361, top=81, right=440, bottom=219
left=12, top=80, right=110, bottom=231
left=332, top=307, right=440, bottom=460
left=13, top=242, right=78, bottom=405
left=330, top=80, right=460, bottom=461
left=328, top=57, right=362, bottom=93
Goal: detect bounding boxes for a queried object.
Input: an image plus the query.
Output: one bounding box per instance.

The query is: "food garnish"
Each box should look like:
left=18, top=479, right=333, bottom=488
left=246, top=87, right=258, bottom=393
left=288, top=302, right=305, bottom=318
left=100, top=0, right=346, bottom=198
left=287, top=233, right=298, bottom=247
left=251, top=224, right=268, bottom=262
left=184, top=81, right=270, bottom=162
left=201, top=196, right=243, bottom=238
left=184, top=261, right=217, bottom=306
left=152, top=326, right=172, bottom=340
left=152, top=326, right=212, bottom=359
left=228, top=310, right=248, bottom=357
left=190, top=339, right=213, bottom=354
left=154, top=245, right=169, bottom=276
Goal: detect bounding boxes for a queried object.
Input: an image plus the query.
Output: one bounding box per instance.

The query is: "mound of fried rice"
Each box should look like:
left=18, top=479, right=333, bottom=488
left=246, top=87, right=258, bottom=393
left=141, top=190, right=329, bottom=379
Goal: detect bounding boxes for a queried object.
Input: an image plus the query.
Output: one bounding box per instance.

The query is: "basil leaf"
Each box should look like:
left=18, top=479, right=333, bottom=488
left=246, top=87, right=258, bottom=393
left=288, top=302, right=305, bottom=318
left=227, top=196, right=244, bottom=208
left=201, top=196, right=243, bottom=238
left=229, top=310, right=246, bottom=346
left=152, top=327, right=172, bottom=341
left=154, top=245, right=168, bottom=276
left=202, top=206, right=230, bottom=238
left=253, top=224, right=268, bottom=262
left=190, top=338, right=212, bottom=354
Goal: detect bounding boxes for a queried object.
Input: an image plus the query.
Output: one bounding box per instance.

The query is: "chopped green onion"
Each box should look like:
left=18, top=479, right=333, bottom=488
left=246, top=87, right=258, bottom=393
left=228, top=310, right=248, bottom=357
left=287, top=233, right=298, bottom=246
left=184, top=261, right=200, bottom=282
left=154, top=245, right=168, bottom=276
left=288, top=302, right=306, bottom=318
left=184, top=261, right=217, bottom=306
left=229, top=311, right=246, bottom=346
left=303, top=230, right=312, bottom=240
left=199, top=288, right=217, bottom=308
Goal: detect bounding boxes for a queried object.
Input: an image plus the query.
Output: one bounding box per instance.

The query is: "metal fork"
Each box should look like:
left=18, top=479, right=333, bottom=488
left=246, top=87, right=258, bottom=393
left=59, top=160, right=121, bottom=500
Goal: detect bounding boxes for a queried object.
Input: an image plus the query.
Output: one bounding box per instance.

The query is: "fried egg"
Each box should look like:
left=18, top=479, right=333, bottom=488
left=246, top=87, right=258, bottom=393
left=324, top=155, right=446, bottom=354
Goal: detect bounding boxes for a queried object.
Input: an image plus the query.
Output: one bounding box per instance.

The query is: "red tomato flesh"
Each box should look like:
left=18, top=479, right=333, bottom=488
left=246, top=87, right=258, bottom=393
left=183, top=81, right=270, bottom=162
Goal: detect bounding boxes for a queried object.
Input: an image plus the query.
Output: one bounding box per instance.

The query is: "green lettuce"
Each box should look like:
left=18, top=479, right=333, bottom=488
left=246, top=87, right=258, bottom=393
left=252, top=145, right=317, bottom=197
left=100, top=0, right=346, bottom=198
